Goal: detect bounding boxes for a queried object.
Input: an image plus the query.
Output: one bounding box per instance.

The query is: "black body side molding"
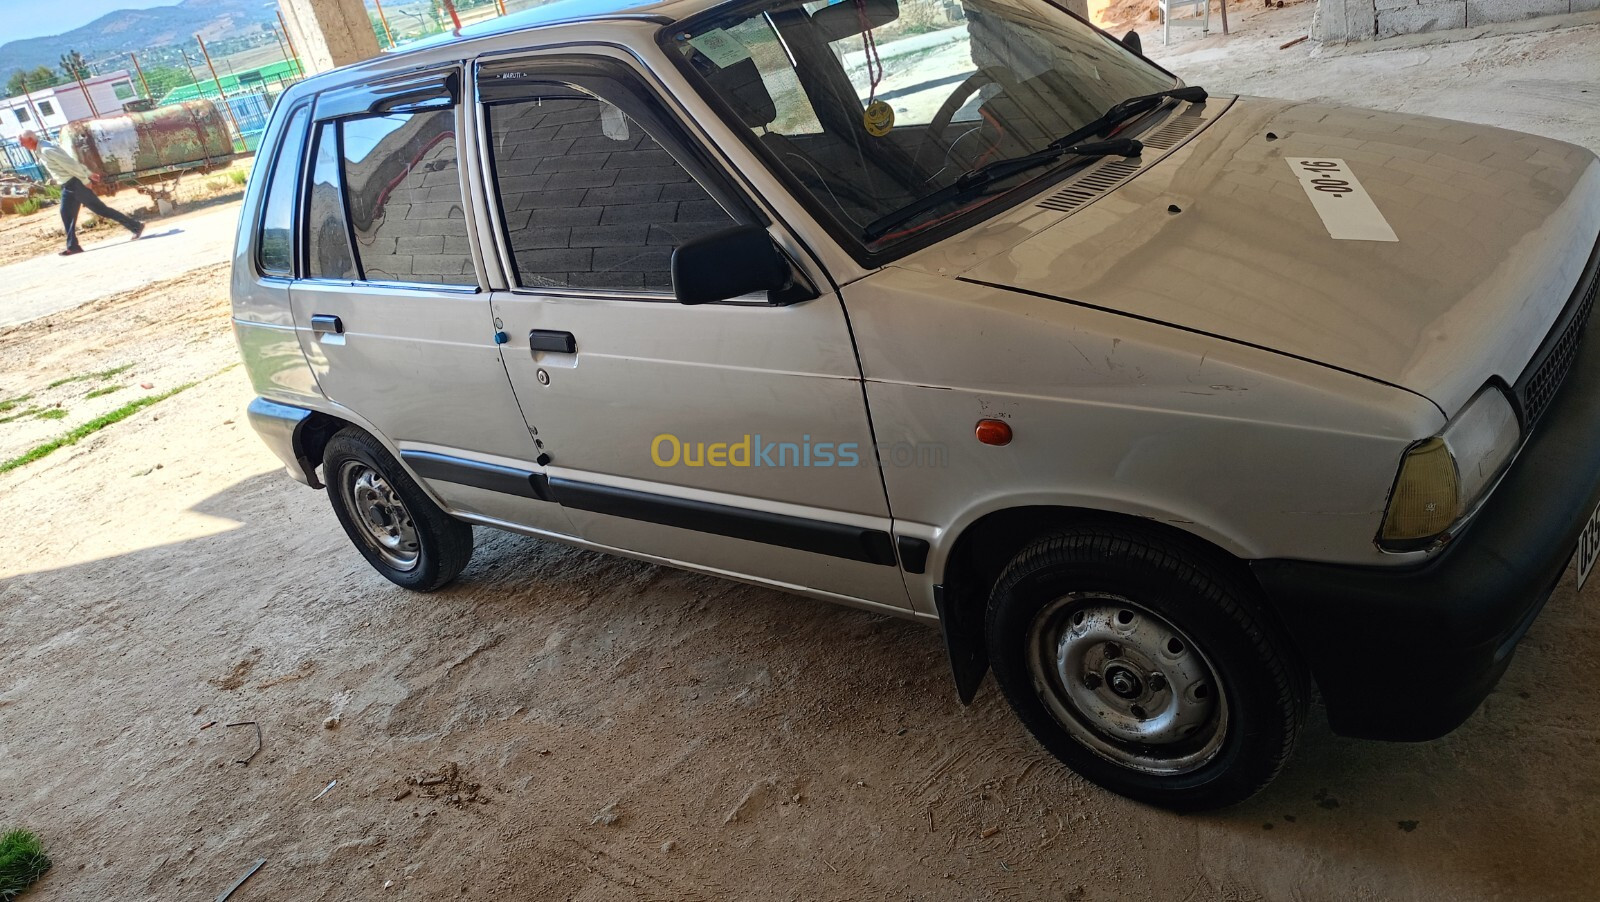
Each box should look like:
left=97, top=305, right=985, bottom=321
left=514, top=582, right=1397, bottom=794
left=401, top=450, right=552, bottom=501
left=896, top=536, right=930, bottom=573
left=397, top=451, right=897, bottom=566
left=548, top=478, right=898, bottom=566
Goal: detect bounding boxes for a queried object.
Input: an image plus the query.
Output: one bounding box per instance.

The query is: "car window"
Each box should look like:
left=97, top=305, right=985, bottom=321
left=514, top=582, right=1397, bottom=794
left=257, top=106, right=310, bottom=278
left=341, top=109, right=476, bottom=286
left=720, top=16, right=824, bottom=136
left=485, top=90, right=737, bottom=293
left=669, top=0, right=1174, bottom=253
left=306, top=122, right=358, bottom=281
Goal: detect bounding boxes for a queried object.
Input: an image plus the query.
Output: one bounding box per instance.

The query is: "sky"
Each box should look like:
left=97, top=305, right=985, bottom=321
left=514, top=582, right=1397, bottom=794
left=0, top=0, right=183, bottom=44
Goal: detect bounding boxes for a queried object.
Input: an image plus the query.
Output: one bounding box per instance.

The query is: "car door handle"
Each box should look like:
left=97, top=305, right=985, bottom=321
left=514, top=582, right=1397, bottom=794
left=529, top=330, right=576, bottom=353
left=311, top=314, right=344, bottom=335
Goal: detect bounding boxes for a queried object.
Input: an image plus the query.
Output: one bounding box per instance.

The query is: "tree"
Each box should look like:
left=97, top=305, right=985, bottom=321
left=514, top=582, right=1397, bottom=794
left=6, top=66, right=62, bottom=97
left=30, top=66, right=62, bottom=89
left=59, top=51, right=90, bottom=82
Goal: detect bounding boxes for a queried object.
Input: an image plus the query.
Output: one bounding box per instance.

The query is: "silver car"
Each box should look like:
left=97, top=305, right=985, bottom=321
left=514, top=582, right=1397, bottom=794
left=230, top=0, right=1600, bottom=808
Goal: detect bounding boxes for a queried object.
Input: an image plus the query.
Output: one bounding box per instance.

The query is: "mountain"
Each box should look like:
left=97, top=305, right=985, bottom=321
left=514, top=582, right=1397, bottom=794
left=0, top=0, right=281, bottom=77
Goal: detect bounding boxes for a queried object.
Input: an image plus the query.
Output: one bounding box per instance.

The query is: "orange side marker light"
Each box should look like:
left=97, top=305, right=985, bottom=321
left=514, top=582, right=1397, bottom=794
left=975, top=419, right=1012, bottom=446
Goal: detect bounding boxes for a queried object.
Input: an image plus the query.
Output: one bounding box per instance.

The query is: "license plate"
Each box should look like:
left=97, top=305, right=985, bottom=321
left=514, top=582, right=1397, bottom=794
left=1576, top=499, right=1600, bottom=591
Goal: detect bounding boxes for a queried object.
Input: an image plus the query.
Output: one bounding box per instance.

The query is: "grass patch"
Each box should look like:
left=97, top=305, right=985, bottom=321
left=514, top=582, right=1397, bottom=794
left=11, top=199, right=40, bottom=217
left=0, top=381, right=196, bottom=475
left=84, top=385, right=124, bottom=400
left=0, top=395, right=31, bottom=413
left=0, top=408, right=40, bottom=425
left=0, top=828, right=51, bottom=900
left=34, top=409, right=66, bottom=421
left=228, top=169, right=248, bottom=186
left=46, top=364, right=133, bottom=390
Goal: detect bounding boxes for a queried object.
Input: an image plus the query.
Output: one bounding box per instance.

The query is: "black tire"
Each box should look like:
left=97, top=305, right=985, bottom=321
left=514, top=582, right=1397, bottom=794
left=985, top=525, right=1305, bottom=810
left=322, top=427, right=473, bottom=591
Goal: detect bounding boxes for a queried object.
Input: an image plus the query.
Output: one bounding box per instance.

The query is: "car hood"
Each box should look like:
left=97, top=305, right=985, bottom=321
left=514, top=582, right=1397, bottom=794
left=913, top=96, right=1600, bottom=417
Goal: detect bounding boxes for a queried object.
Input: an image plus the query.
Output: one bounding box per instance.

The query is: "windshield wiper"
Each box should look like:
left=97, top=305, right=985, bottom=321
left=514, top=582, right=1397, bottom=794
left=1048, top=85, right=1208, bottom=151
left=862, top=138, right=1143, bottom=242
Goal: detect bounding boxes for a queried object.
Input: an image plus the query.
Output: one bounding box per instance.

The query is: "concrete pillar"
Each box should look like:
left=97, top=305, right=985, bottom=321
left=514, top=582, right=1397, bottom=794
left=278, top=0, right=382, bottom=76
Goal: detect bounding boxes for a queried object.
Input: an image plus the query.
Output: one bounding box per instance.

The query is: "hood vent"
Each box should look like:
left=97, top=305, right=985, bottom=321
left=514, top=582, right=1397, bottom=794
left=1035, top=108, right=1206, bottom=214
left=1140, top=109, right=1207, bottom=151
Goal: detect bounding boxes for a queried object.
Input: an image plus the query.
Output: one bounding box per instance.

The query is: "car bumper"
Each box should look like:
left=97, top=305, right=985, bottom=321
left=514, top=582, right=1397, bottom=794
left=246, top=397, right=322, bottom=488
left=1252, top=312, right=1600, bottom=741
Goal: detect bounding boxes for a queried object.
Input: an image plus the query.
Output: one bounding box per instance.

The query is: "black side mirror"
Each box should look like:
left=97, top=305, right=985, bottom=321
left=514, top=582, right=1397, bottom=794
left=1122, top=29, right=1143, bottom=56
left=671, top=225, right=816, bottom=305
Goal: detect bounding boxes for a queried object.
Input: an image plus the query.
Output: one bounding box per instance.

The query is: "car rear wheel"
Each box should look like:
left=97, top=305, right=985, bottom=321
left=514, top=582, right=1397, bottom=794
left=985, top=525, right=1305, bottom=810
left=322, top=427, right=473, bottom=591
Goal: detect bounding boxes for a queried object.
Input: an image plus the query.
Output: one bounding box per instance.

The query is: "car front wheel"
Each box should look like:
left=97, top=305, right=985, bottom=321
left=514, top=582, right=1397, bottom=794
left=985, top=525, right=1305, bottom=810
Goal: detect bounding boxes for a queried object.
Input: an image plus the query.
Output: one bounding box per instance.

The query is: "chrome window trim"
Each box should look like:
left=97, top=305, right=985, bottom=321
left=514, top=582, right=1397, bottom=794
left=251, top=102, right=312, bottom=281
left=293, top=277, right=483, bottom=296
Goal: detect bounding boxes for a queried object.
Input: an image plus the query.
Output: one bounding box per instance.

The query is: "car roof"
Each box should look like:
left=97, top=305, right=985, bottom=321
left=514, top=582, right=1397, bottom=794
left=389, top=0, right=715, bottom=54
left=287, top=0, right=721, bottom=96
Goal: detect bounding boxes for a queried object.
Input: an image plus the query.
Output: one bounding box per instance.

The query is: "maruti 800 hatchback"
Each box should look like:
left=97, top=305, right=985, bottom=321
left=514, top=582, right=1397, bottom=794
left=231, top=0, right=1600, bottom=808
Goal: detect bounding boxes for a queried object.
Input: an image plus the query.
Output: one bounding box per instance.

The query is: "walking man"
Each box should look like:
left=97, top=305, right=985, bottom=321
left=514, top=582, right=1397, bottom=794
left=18, top=130, right=143, bottom=256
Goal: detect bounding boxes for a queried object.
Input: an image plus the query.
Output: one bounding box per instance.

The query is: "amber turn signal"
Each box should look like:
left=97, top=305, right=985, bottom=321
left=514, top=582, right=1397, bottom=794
left=975, top=418, right=1012, bottom=446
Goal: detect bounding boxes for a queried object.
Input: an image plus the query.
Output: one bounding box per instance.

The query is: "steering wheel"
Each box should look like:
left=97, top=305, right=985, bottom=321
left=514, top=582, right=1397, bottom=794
left=917, top=67, right=1009, bottom=174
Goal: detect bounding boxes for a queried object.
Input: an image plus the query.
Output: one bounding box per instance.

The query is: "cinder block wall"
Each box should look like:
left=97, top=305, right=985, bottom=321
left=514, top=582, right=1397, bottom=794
left=1314, top=0, right=1599, bottom=41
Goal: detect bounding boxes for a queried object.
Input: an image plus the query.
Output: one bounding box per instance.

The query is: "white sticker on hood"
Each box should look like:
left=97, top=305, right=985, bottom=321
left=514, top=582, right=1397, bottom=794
left=1286, top=158, right=1398, bottom=242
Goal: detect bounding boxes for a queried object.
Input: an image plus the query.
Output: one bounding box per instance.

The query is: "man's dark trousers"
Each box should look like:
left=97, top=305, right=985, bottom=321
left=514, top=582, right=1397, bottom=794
left=60, top=178, right=140, bottom=251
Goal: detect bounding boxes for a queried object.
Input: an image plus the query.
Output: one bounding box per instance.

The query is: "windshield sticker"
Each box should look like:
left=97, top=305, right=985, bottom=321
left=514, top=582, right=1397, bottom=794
left=863, top=100, right=895, bottom=137
left=688, top=29, right=752, bottom=68
left=1286, top=158, right=1398, bottom=242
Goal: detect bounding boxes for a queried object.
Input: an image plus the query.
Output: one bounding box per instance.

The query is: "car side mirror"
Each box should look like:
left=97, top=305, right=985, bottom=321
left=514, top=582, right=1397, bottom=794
left=671, top=225, right=817, bottom=306
left=1122, top=30, right=1143, bottom=56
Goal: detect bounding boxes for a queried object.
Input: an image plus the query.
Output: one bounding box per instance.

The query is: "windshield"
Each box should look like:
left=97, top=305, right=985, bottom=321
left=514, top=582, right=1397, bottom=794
left=664, top=0, right=1174, bottom=254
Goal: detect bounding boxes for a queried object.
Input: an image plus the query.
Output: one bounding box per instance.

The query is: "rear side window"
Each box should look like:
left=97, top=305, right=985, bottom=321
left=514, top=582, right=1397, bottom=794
left=342, top=110, right=475, bottom=286
left=306, top=123, right=358, bottom=280
left=300, top=105, right=475, bottom=287
left=257, top=106, right=310, bottom=277
left=485, top=91, right=736, bottom=292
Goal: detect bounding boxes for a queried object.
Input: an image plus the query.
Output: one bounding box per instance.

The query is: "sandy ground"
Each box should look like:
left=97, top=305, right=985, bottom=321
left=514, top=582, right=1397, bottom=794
left=2, top=10, right=1600, bottom=902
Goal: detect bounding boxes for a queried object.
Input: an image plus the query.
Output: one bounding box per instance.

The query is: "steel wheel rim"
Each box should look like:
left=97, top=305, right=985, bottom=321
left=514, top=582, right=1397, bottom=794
left=1026, top=592, right=1228, bottom=775
left=338, top=461, right=421, bottom=571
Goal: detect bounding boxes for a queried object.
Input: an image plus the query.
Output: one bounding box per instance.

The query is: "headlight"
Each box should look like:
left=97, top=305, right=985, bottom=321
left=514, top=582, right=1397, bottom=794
left=1379, top=387, right=1520, bottom=550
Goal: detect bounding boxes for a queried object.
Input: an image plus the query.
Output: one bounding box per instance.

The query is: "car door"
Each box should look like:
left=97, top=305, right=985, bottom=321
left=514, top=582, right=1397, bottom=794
left=287, top=67, right=570, bottom=534
left=473, top=54, right=910, bottom=611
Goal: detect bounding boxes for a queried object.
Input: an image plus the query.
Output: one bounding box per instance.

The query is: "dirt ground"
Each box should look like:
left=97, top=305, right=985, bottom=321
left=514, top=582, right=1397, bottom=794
left=3, top=9, right=1600, bottom=902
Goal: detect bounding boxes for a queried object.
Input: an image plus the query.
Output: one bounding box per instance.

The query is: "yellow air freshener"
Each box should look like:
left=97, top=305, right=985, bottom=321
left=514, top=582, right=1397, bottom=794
left=863, top=100, right=895, bottom=137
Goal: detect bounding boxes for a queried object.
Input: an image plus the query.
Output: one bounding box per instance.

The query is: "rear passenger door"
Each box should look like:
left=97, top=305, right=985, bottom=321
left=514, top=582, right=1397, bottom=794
left=287, top=69, right=569, bottom=533
left=474, top=55, right=910, bottom=610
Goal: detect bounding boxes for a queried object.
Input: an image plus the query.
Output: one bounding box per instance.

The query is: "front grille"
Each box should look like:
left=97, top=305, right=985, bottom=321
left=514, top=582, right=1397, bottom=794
left=1515, top=238, right=1600, bottom=426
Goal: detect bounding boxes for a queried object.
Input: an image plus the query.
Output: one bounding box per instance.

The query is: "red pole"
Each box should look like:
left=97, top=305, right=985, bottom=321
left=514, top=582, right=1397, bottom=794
left=196, top=33, right=244, bottom=149
left=129, top=52, right=152, bottom=100
left=18, top=76, right=46, bottom=132
left=373, top=0, right=397, bottom=48
left=276, top=10, right=304, bottom=77
left=440, top=0, right=463, bottom=31
left=75, top=72, right=101, bottom=119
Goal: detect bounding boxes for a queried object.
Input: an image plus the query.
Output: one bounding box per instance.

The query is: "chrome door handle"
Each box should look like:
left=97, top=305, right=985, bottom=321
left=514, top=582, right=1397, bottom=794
left=311, top=314, right=344, bottom=335
left=529, top=330, right=576, bottom=353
